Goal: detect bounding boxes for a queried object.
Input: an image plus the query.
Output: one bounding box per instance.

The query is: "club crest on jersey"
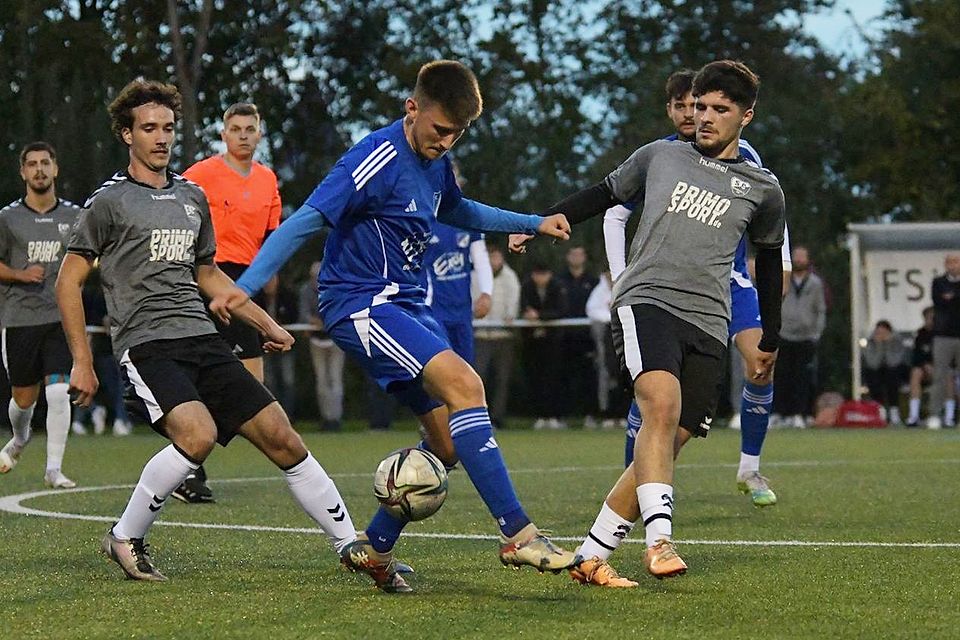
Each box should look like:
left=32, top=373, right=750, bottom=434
left=432, top=191, right=442, bottom=218
left=730, top=176, right=752, bottom=197
left=183, top=203, right=201, bottom=226
left=58, top=223, right=72, bottom=237
left=456, top=232, right=471, bottom=248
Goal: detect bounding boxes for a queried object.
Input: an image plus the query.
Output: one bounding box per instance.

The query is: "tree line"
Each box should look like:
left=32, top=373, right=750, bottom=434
left=1, top=0, right=956, bottom=394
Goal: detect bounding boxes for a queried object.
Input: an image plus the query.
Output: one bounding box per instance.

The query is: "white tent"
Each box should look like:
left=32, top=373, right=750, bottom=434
left=846, top=222, right=960, bottom=396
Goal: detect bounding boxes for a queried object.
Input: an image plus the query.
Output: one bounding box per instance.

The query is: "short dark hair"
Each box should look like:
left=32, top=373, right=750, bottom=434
left=692, top=60, right=760, bottom=111
left=223, top=102, right=260, bottom=123
left=108, top=79, right=182, bottom=142
left=665, top=69, right=696, bottom=101
left=875, top=320, right=893, bottom=332
left=19, top=141, right=56, bottom=166
left=413, top=60, right=483, bottom=125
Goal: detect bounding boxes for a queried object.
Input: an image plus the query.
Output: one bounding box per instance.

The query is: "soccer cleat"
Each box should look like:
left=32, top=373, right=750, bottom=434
left=498, top=524, right=577, bottom=573
left=44, top=470, right=77, bottom=489
left=101, top=527, right=167, bottom=581
left=644, top=538, right=687, bottom=579
left=569, top=556, right=638, bottom=588
left=171, top=473, right=215, bottom=504
left=339, top=537, right=412, bottom=593
left=737, top=472, right=777, bottom=507
left=0, top=438, right=25, bottom=474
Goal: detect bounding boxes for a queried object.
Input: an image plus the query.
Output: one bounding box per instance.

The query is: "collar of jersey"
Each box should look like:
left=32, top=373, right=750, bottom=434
left=123, top=170, right=174, bottom=190
left=18, top=197, right=64, bottom=215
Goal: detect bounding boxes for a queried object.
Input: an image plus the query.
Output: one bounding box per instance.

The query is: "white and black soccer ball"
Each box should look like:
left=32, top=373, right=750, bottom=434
left=373, top=447, right=448, bottom=521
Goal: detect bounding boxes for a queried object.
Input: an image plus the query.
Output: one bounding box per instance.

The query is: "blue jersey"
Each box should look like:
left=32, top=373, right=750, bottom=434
left=424, top=222, right=480, bottom=323
left=237, top=118, right=542, bottom=329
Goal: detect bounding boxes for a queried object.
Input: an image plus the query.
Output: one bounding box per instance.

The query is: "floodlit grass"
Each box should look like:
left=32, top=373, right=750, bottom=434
left=1, top=424, right=958, bottom=639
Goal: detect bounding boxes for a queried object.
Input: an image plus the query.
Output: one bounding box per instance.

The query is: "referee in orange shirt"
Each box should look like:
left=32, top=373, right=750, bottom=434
left=178, top=102, right=282, bottom=503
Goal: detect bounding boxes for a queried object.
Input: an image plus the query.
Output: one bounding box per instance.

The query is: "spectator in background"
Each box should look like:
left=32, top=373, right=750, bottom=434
left=927, top=253, right=960, bottom=429
left=71, top=273, right=132, bottom=436
left=773, top=246, right=826, bottom=427
left=557, top=246, right=599, bottom=423
left=262, top=276, right=299, bottom=418
left=585, top=271, right=628, bottom=428
left=299, top=261, right=344, bottom=432
left=474, top=244, right=520, bottom=430
left=520, top=261, right=567, bottom=429
left=861, top=320, right=908, bottom=424
left=906, top=306, right=935, bottom=427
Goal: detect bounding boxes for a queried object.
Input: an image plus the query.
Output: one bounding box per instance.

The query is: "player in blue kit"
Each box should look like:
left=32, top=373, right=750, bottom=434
left=219, top=60, right=576, bottom=593
left=424, top=221, right=493, bottom=363
left=604, top=69, right=791, bottom=508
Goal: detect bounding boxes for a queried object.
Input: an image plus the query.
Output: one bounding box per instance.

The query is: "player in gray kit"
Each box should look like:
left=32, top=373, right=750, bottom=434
left=526, top=60, right=785, bottom=580
left=56, top=79, right=374, bottom=584
left=0, top=142, right=79, bottom=488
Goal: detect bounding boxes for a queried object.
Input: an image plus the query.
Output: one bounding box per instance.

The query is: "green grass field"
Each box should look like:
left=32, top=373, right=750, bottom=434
left=1, top=424, right=958, bottom=639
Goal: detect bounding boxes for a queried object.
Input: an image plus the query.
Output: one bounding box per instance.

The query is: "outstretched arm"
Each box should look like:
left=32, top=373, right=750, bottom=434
left=235, top=203, right=326, bottom=296
left=199, top=264, right=293, bottom=352
left=438, top=198, right=570, bottom=241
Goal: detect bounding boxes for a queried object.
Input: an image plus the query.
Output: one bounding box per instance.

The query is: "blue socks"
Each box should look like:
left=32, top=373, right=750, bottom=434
left=740, top=382, right=773, bottom=455
left=366, top=507, right=408, bottom=553
left=624, top=401, right=641, bottom=467
left=450, top=407, right=530, bottom=537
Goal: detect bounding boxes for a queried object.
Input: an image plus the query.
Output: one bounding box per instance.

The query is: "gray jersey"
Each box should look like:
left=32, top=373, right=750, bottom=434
left=68, top=172, right=218, bottom=357
left=0, top=198, right=80, bottom=327
left=606, top=140, right=785, bottom=345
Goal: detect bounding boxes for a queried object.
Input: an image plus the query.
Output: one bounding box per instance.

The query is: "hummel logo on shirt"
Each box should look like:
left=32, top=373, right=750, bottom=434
left=405, top=199, right=418, bottom=213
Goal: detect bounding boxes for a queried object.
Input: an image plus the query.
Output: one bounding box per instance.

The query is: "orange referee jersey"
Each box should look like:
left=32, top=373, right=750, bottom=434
left=183, top=155, right=282, bottom=265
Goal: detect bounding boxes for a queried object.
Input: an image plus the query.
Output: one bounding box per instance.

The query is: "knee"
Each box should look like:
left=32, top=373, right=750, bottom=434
left=445, top=367, right=485, bottom=405
left=175, top=429, right=216, bottom=461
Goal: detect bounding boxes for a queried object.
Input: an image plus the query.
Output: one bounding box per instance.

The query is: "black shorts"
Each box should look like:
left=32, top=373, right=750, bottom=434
left=611, top=304, right=726, bottom=437
left=118, top=334, right=276, bottom=446
left=210, top=262, right=262, bottom=360
left=1, top=322, right=72, bottom=387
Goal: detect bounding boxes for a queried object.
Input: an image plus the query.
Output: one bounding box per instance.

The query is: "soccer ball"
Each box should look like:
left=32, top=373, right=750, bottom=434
left=373, top=448, right=448, bottom=521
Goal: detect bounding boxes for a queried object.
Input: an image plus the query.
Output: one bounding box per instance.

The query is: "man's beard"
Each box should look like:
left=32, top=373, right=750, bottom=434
left=30, top=181, right=52, bottom=195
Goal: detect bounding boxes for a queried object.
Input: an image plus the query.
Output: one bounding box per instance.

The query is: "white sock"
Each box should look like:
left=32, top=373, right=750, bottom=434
left=113, top=445, right=199, bottom=540
left=284, top=453, right=356, bottom=553
left=738, top=453, right=760, bottom=478
left=908, top=398, right=921, bottom=422
left=945, top=400, right=956, bottom=425
left=8, top=398, right=35, bottom=446
left=44, top=383, right=71, bottom=472
left=636, top=482, right=674, bottom=548
left=577, top=501, right=635, bottom=561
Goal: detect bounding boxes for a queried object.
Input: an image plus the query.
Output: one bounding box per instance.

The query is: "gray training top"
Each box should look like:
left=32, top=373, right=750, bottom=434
left=0, top=198, right=80, bottom=327
left=606, top=140, right=785, bottom=345
left=68, top=171, right=218, bottom=358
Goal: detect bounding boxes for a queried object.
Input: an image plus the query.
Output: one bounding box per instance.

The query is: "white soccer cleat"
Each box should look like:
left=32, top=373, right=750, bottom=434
left=112, top=419, right=132, bottom=437
left=926, top=416, right=942, bottom=430
left=44, top=469, right=77, bottom=489
left=728, top=413, right=742, bottom=430
left=0, top=438, right=25, bottom=474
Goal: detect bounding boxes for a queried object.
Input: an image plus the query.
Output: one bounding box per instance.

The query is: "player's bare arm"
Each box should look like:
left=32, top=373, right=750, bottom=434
left=55, top=252, right=98, bottom=406
left=198, top=264, right=293, bottom=352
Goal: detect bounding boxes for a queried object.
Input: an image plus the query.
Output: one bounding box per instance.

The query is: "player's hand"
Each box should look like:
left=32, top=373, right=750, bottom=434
left=208, top=288, right=250, bottom=325
left=752, top=349, right=777, bottom=382
left=473, top=293, right=492, bottom=319
left=68, top=362, right=99, bottom=408
left=262, top=323, right=295, bottom=352
left=508, top=233, right=534, bottom=254
left=18, top=264, right=44, bottom=284
left=537, top=214, right=571, bottom=242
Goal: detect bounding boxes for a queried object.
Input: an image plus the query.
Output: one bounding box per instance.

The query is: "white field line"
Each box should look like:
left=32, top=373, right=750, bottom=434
left=2, top=462, right=960, bottom=549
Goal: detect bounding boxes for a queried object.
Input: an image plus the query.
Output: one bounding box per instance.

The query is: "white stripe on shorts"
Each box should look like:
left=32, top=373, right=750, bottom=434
left=369, top=319, right=422, bottom=377
left=616, top=306, right=643, bottom=380
left=119, top=349, right=164, bottom=423
left=1, top=328, right=7, bottom=376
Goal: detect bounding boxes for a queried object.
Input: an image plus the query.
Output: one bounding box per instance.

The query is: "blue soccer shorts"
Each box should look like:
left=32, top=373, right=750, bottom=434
left=729, top=279, right=762, bottom=338
left=328, top=301, right=447, bottom=415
